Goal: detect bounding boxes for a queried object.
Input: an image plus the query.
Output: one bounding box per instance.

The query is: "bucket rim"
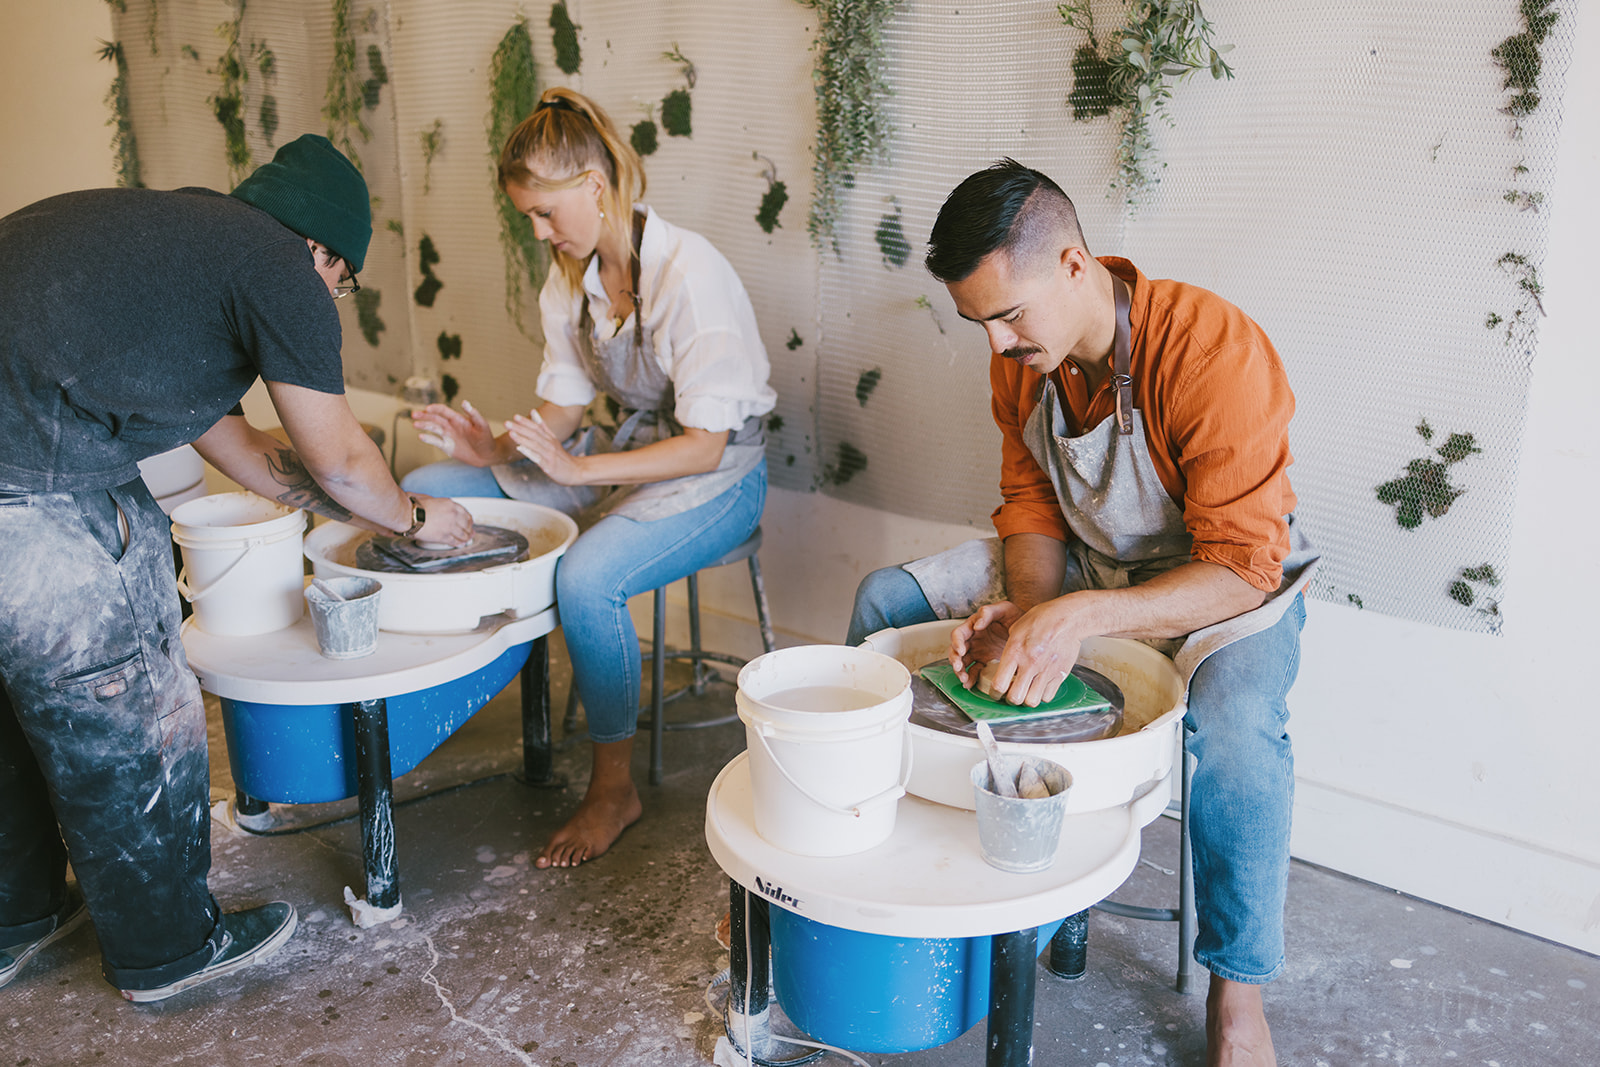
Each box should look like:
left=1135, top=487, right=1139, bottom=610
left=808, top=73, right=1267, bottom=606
left=170, top=492, right=305, bottom=533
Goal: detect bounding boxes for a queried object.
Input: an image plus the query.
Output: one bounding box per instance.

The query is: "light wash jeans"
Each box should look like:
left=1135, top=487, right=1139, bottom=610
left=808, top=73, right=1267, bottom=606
left=402, top=460, right=767, bottom=743
left=846, top=564, right=1305, bottom=984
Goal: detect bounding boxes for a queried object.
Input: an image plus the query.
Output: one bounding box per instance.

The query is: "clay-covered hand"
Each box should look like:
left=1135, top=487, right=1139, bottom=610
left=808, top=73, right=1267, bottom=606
left=411, top=401, right=499, bottom=467
left=409, top=494, right=474, bottom=547
left=507, top=410, right=586, bottom=486
left=952, top=599, right=1078, bottom=707
left=950, top=601, right=1020, bottom=687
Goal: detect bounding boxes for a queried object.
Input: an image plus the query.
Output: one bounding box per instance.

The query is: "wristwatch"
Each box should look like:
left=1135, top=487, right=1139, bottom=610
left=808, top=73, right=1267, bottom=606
left=401, top=495, right=426, bottom=538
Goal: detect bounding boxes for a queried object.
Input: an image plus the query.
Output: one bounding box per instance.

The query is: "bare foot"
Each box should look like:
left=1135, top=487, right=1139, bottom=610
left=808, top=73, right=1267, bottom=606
left=1206, top=975, right=1277, bottom=1067
left=536, top=739, right=643, bottom=869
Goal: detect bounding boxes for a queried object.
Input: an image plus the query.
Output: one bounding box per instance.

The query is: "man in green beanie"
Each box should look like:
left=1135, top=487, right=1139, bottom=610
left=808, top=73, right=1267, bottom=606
left=0, top=134, right=472, bottom=1002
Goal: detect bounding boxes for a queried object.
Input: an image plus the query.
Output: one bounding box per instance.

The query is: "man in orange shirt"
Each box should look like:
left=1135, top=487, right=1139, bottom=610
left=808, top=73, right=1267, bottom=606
left=847, top=160, right=1316, bottom=1066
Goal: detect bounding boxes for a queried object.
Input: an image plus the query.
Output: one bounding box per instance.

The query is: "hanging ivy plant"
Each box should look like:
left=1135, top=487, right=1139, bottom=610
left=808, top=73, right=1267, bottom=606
left=210, top=2, right=251, bottom=185
left=796, top=0, right=899, bottom=253
left=754, top=153, right=788, bottom=233
left=488, top=18, right=547, bottom=336
left=97, top=40, right=143, bottom=188
left=550, top=2, right=581, bottom=75
left=1059, top=1, right=1235, bottom=205
left=324, top=0, right=370, bottom=170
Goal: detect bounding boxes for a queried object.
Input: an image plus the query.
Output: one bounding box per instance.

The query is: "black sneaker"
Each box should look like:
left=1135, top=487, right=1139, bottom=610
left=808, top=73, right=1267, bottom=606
left=121, top=902, right=297, bottom=1003
left=0, top=887, right=89, bottom=989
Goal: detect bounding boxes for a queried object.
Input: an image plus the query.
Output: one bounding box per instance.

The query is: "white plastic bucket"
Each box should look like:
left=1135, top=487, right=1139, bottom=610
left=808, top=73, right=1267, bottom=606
left=735, top=645, right=913, bottom=857
left=170, top=492, right=306, bottom=636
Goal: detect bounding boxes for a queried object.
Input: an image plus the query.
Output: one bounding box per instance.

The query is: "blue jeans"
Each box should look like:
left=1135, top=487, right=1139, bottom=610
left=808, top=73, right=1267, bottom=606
left=404, top=460, right=768, bottom=743
left=0, top=480, right=226, bottom=991
left=846, top=564, right=1305, bottom=983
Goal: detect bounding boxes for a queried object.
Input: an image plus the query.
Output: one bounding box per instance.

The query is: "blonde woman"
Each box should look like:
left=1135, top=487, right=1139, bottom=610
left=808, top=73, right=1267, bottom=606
left=405, top=88, right=774, bottom=869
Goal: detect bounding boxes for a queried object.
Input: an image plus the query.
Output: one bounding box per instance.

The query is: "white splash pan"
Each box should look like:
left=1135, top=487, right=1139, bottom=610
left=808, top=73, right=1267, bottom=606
left=303, top=498, right=577, bottom=635
left=861, top=620, right=1186, bottom=814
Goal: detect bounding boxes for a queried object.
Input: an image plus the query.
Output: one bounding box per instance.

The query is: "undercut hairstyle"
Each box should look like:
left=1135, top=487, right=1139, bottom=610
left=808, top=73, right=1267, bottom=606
left=925, top=159, right=1088, bottom=284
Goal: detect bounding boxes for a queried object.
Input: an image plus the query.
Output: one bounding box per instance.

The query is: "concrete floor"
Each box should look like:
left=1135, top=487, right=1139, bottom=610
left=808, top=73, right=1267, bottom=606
left=8, top=643, right=1599, bottom=1067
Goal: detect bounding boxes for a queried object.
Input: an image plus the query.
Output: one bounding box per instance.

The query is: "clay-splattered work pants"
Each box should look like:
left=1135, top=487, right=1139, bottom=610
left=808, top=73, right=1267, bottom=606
left=0, top=480, right=224, bottom=990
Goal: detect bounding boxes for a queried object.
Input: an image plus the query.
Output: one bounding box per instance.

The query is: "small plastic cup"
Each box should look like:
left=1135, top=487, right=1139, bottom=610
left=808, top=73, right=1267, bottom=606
left=970, top=757, right=1073, bottom=873
left=303, top=577, right=382, bottom=659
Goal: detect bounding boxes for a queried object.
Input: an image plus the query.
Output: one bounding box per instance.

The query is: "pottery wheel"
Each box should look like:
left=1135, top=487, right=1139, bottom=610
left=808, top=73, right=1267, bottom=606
left=354, top=525, right=529, bottom=574
left=909, top=659, right=1125, bottom=743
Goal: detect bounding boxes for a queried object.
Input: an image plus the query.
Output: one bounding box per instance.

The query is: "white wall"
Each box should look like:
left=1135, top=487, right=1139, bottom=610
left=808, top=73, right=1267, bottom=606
left=9, top=1, right=1598, bottom=954
left=0, top=0, right=115, bottom=215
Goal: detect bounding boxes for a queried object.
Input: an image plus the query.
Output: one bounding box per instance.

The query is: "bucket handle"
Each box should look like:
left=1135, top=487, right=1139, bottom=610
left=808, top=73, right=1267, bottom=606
left=749, top=727, right=914, bottom=819
left=175, top=537, right=267, bottom=604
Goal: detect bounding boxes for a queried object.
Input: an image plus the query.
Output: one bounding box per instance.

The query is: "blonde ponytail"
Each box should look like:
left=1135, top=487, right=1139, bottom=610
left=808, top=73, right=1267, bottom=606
left=497, top=87, right=646, bottom=294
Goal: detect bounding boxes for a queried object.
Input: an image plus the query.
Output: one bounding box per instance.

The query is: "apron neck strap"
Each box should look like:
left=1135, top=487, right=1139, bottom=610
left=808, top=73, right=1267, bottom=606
left=1111, top=275, right=1133, bottom=436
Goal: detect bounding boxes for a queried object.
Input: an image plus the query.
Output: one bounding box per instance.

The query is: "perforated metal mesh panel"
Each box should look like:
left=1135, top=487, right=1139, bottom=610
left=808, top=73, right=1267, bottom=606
left=806, top=0, right=1577, bottom=632
left=111, top=0, right=1578, bottom=632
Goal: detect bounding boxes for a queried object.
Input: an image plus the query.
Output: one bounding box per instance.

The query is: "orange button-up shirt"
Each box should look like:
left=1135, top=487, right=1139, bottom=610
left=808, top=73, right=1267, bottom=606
left=991, top=258, right=1297, bottom=593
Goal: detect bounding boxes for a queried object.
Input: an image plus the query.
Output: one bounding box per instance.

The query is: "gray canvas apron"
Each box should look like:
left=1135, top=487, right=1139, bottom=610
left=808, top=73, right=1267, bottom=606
left=906, top=278, right=1319, bottom=686
left=494, top=210, right=765, bottom=523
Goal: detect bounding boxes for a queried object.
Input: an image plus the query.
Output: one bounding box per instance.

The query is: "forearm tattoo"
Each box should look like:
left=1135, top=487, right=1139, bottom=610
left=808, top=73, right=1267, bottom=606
left=264, top=447, right=355, bottom=522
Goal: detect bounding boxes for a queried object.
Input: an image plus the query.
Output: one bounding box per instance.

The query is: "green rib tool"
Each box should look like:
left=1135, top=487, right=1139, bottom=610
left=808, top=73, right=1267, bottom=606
left=919, top=662, right=1112, bottom=724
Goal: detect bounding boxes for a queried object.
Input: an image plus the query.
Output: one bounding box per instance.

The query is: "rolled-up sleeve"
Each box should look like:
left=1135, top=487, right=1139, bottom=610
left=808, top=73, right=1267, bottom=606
left=1165, top=339, right=1295, bottom=592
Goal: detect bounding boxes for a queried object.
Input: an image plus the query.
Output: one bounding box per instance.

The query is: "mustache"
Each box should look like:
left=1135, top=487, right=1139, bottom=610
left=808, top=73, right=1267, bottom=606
left=1002, top=346, right=1043, bottom=361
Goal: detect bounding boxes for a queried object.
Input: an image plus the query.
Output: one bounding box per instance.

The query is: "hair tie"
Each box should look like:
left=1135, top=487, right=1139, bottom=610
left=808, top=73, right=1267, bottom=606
left=537, top=96, right=577, bottom=114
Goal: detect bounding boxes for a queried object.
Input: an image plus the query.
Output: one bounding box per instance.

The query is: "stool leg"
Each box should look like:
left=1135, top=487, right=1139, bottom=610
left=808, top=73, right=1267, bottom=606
left=650, top=587, right=667, bottom=786
left=686, top=572, right=711, bottom=693
left=748, top=555, right=777, bottom=653
left=1047, top=909, right=1090, bottom=980
left=352, top=697, right=400, bottom=912
left=1177, top=739, right=1199, bottom=994
left=987, top=927, right=1038, bottom=1067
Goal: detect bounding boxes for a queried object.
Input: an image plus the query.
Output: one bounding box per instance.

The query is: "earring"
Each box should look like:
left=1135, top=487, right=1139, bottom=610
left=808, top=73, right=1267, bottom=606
left=598, top=208, right=606, bottom=219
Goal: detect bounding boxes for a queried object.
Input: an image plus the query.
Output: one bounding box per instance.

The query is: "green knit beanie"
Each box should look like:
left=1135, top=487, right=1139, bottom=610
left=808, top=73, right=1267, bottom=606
left=230, top=134, right=371, bottom=273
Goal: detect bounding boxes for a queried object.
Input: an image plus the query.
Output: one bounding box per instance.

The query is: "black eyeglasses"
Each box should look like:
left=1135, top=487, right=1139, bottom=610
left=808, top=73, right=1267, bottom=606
left=314, top=244, right=360, bottom=300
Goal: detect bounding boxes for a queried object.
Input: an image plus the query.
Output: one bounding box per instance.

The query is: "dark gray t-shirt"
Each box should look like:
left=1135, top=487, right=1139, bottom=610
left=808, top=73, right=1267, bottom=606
left=0, top=187, right=344, bottom=492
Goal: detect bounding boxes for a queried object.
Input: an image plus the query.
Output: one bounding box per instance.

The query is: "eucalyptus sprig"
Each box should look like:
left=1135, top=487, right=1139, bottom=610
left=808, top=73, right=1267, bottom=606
left=1060, top=0, right=1234, bottom=205
left=97, top=39, right=143, bottom=188
left=796, top=0, right=900, bottom=254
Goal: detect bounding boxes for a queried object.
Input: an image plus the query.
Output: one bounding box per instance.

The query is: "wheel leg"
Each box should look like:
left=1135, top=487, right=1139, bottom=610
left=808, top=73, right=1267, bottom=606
left=352, top=697, right=400, bottom=911
left=987, top=927, right=1037, bottom=1067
